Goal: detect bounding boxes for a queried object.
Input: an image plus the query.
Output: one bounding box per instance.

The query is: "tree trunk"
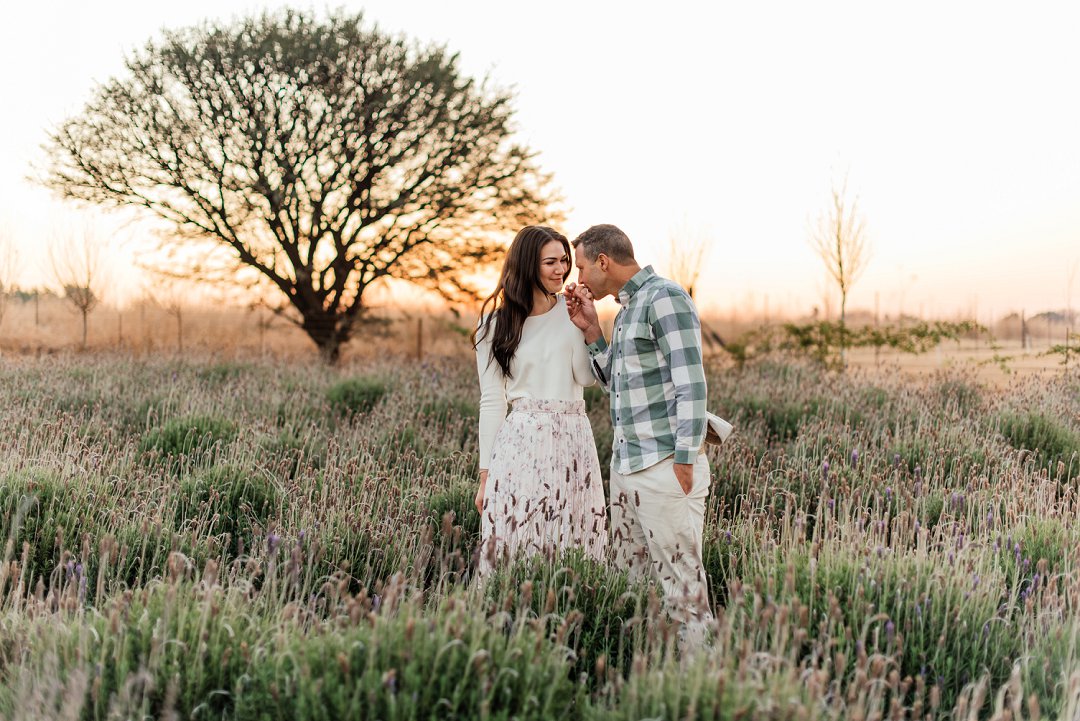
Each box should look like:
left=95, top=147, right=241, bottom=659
left=839, top=291, right=848, bottom=370
left=303, top=310, right=350, bottom=365
left=319, top=339, right=342, bottom=365
left=81, top=311, right=88, bottom=349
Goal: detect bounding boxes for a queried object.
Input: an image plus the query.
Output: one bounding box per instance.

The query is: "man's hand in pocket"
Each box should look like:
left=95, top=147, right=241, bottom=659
left=674, top=463, right=694, bottom=495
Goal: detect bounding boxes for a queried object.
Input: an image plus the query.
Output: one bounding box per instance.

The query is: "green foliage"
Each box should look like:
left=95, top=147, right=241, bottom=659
left=583, top=384, right=608, bottom=413
left=138, top=415, right=237, bottom=462
left=326, top=377, right=387, bottom=415
left=176, top=465, right=283, bottom=551
left=1041, top=330, right=1080, bottom=365
left=235, top=595, right=583, bottom=721
left=0, top=469, right=86, bottom=588
left=733, top=395, right=820, bottom=442
left=725, top=320, right=984, bottom=369
left=419, top=396, right=478, bottom=424
left=195, top=361, right=254, bottom=382
left=426, top=480, right=480, bottom=548
left=998, top=411, right=1080, bottom=471
left=2, top=354, right=1080, bottom=718
left=484, top=552, right=649, bottom=689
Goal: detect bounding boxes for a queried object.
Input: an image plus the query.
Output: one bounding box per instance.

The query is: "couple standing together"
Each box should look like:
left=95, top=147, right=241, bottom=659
left=473, top=223, right=713, bottom=644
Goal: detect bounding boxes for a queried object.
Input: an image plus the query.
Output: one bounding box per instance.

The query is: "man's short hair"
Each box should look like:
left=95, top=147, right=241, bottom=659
left=572, top=224, right=636, bottom=264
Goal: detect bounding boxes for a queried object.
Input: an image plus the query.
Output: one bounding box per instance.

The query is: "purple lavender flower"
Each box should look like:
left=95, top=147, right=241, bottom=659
left=885, top=487, right=892, bottom=500
left=885, top=620, right=895, bottom=641
left=267, top=533, right=281, bottom=554
left=851, top=449, right=859, bottom=465
left=822, top=461, right=830, bottom=480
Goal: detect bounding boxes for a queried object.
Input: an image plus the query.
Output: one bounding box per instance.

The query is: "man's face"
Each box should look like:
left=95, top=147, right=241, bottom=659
left=575, top=251, right=608, bottom=299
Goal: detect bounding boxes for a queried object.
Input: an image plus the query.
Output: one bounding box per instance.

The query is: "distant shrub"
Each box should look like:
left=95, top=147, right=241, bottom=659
left=418, top=397, right=479, bottom=453
left=733, top=396, right=819, bottom=443
left=419, top=396, right=478, bottom=424
left=583, top=384, right=607, bottom=413
left=176, top=465, right=282, bottom=550
left=139, top=415, right=237, bottom=460
left=326, top=377, right=386, bottom=415
left=998, top=411, right=1080, bottom=472
left=258, top=429, right=325, bottom=476
left=933, top=378, right=984, bottom=414
left=195, top=361, right=253, bottom=383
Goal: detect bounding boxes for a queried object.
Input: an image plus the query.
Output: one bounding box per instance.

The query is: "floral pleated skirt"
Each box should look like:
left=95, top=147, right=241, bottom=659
left=478, top=398, right=607, bottom=576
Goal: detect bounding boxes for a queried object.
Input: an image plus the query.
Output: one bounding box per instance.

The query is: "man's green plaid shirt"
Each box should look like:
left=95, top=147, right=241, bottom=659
left=585, top=266, right=708, bottom=475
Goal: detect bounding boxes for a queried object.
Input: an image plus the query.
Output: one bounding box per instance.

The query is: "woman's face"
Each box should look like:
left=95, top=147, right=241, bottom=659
left=537, top=239, right=570, bottom=294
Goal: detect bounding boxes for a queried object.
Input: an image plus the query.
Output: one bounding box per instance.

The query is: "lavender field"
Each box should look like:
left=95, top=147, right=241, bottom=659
left=0, top=352, right=1078, bottom=719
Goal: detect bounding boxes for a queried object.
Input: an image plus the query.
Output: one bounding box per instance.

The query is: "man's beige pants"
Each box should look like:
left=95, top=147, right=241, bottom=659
left=609, top=454, right=714, bottom=648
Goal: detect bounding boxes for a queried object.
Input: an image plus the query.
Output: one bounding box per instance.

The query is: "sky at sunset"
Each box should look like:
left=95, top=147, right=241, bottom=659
left=1, top=1, right=1078, bottom=322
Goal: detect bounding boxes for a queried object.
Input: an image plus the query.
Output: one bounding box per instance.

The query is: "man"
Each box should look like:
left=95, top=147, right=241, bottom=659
left=565, top=223, right=713, bottom=648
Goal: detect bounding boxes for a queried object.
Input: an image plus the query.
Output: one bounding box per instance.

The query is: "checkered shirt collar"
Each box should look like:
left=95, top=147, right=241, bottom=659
left=616, top=265, right=656, bottom=306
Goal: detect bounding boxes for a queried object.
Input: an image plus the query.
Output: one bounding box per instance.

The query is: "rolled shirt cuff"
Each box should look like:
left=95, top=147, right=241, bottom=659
left=674, top=447, right=699, bottom=465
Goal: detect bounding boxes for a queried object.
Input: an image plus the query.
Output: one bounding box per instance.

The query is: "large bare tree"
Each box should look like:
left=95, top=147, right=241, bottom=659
left=808, top=177, right=870, bottom=363
left=43, top=9, right=558, bottom=362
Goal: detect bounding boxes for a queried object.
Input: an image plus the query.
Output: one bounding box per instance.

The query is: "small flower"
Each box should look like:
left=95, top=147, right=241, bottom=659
left=822, top=461, right=830, bottom=479
left=267, top=533, right=281, bottom=554
left=885, top=487, right=892, bottom=499
left=885, top=620, right=895, bottom=641
left=850, top=449, right=859, bottom=465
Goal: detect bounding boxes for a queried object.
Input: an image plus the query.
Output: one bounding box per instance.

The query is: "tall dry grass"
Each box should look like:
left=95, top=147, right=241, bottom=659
left=0, top=347, right=1078, bottom=718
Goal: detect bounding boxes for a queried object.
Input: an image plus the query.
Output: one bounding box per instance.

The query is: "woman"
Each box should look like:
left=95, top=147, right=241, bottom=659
left=473, top=225, right=606, bottom=576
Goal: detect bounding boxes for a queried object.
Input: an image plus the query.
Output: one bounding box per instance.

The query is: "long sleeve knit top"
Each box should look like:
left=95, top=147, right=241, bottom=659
left=475, top=295, right=596, bottom=469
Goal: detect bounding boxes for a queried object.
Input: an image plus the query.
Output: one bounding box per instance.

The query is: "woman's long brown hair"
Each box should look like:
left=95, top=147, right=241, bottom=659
left=472, top=226, right=570, bottom=378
